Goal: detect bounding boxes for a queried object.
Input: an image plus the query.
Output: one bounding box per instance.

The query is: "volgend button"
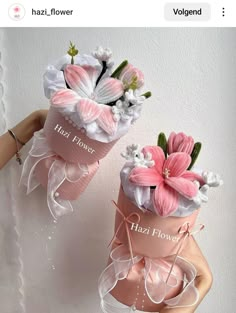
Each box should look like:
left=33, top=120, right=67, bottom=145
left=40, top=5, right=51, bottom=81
left=165, top=3, right=211, bottom=21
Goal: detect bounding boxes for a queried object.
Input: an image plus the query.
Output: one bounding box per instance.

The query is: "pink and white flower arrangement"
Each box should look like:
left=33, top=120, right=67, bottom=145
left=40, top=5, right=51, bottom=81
left=43, top=43, right=151, bottom=142
left=21, top=43, right=152, bottom=219
left=121, top=132, right=223, bottom=217
left=99, top=132, right=223, bottom=312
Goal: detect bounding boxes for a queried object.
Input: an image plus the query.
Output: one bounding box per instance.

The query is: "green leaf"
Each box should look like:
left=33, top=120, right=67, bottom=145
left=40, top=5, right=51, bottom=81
left=141, top=91, right=152, bottom=99
left=157, top=132, right=167, bottom=157
left=111, top=60, right=128, bottom=78
left=188, top=142, right=202, bottom=170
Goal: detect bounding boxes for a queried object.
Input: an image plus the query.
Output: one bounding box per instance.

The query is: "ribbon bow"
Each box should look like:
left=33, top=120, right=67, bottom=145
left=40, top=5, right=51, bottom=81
left=99, top=244, right=200, bottom=313
left=108, top=200, right=140, bottom=262
left=20, top=130, right=89, bottom=219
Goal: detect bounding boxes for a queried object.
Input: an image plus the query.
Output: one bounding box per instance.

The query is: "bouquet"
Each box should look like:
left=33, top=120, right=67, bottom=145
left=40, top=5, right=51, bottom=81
left=99, top=132, right=222, bottom=312
left=21, top=43, right=151, bottom=219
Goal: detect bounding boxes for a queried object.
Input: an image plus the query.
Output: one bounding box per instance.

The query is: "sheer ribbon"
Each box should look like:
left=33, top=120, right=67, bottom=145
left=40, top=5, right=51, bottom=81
left=98, top=244, right=199, bottom=312
left=108, top=200, right=141, bottom=262
left=99, top=202, right=204, bottom=312
left=20, top=130, right=89, bottom=219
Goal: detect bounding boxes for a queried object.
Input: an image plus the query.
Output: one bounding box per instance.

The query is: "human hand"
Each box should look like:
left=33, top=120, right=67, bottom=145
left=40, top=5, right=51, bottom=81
left=13, top=109, right=48, bottom=144
left=0, top=109, right=48, bottom=169
left=37, top=109, right=48, bottom=128
left=160, top=237, right=212, bottom=313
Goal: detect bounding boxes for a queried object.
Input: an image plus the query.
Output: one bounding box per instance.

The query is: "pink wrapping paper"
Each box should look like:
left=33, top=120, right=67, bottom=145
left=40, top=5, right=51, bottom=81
left=44, top=107, right=118, bottom=164
left=114, top=187, right=199, bottom=259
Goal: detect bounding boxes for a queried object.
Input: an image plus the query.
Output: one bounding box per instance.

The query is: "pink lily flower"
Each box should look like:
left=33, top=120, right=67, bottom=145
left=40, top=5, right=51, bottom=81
left=129, top=146, right=204, bottom=217
left=168, top=132, right=194, bottom=155
left=51, top=64, right=124, bottom=135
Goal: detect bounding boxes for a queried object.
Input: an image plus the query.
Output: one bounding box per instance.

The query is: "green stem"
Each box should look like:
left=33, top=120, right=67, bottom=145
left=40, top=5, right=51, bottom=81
left=111, top=60, right=128, bottom=78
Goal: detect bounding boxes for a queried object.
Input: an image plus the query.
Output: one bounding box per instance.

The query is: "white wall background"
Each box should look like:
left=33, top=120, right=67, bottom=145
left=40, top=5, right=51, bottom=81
left=0, top=28, right=235, bottom=313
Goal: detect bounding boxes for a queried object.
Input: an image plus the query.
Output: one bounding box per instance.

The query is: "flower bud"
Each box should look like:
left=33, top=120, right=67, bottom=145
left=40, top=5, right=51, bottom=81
left=168, top=132, right=194, bottom=155
left=119, top=64, right=144, bottom=90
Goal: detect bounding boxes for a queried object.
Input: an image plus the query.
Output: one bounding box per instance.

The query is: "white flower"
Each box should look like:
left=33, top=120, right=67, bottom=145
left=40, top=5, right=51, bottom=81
left=121, top=144, right=154, bottom=168
left=111, top=89, right=145, bottom=123
left=121, top=144, right=141, bottom=160
left=92, top=46, right=114, bottom=68
left=112, top=100, right=134, bottom=122
left=130, top=104, right=143, bottom=123
left=192, top=182, right=210, bottom=206
left=133, top=151, right=154, bottom=168
left=124, top=89, right=145, bottom=106
left=202, top=171, right=223, bottom=187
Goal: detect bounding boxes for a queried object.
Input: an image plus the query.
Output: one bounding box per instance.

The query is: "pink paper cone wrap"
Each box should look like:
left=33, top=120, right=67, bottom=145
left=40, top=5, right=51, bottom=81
left=114, top=187, right=199, bottom=259
left=44, top=107, right=118, bottom=164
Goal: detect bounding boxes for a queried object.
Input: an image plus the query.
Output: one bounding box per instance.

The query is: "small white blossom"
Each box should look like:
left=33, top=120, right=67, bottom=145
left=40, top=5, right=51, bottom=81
left=124, top=89, right=145, bottom=106
left=130, top=104, right=143, bottom=123
left=133, top=151, right=154, bottom=168
left=121, top=144, right=141, bottom=160
left=192, top=183, right=210, bottom=206
left=202, top=171, right=223, bottom=187
left=111, top=89, right=145, bottom=123
left=111, top=100, right=134, bottom=122
left=92, top=46, right=113, bottom=67
left=121, top=145, right=154, bottom=168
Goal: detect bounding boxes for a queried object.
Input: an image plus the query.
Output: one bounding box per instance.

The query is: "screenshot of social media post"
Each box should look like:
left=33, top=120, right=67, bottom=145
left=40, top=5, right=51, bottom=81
left=0, top=2, right=235, bottom=313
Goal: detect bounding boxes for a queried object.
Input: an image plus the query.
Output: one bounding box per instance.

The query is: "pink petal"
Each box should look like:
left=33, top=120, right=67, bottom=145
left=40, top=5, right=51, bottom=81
left=178, top=137, right=194, bottom=154
left=142, top=146, right=165, bottom=175
left=119, top=64, right=144, bottom=89
left=167, top=132, right=176, bottom=154
left=51, top=89, right=80, bottom=107
left=95, top=77, right=124, bottom=104
left=81, top=65, right=100, bottom=87
left=129, top=167, right=163, bottom=187
left=119, top=64, right=134, bottom=81
left=181, top=171, right=205, bottom=186
left=153, top=182, right=179, bottom=216
left=173, top=133, right=185, bottom=152
left=165, top=177, right=198, bottom=199
left=97, top=105, right=118, bottom=135
left=64, top=65, right=93, bottom=98
left=77, top=99, right=102, bottom=124
left=168, top=132, right=194, bottom=155
left=164, top=152, right=191, bottom=177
